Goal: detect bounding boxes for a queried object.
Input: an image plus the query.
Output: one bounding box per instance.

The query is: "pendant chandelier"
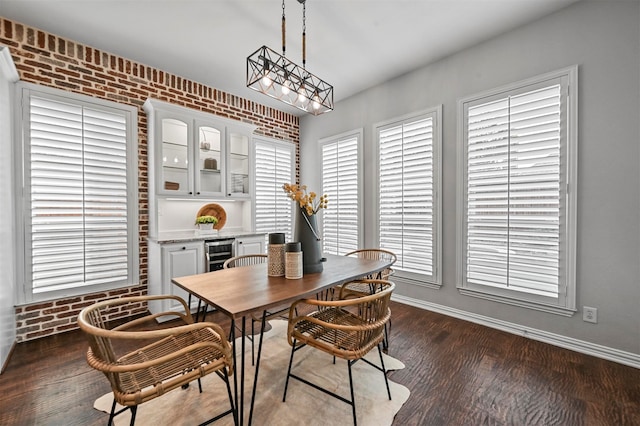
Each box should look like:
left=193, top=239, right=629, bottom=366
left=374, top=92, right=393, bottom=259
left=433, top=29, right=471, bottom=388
left=246, top=0, right=334, bottom=115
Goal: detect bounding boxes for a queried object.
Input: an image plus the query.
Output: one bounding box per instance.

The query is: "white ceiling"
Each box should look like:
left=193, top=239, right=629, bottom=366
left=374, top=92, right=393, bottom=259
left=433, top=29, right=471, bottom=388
left=0, top=0, right=581, bottom=116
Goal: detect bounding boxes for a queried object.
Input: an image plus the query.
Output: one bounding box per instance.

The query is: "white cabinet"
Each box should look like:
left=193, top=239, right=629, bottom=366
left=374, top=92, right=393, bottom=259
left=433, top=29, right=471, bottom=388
left=148, top=241, right=204, bottom=318
left=144, top=98, right=256, bottom=199
left=235, top=235, right=266, bottom=256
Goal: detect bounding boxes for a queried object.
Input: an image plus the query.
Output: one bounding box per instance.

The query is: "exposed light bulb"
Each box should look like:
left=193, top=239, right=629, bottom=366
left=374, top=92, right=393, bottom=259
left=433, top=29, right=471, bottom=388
left=298, top=88, right=306, bottom=103
left=281, top=80, right=291, bottom=95
left=262, top=75, right=272, bottom=87
left=313, top=99, right=320, bottom=110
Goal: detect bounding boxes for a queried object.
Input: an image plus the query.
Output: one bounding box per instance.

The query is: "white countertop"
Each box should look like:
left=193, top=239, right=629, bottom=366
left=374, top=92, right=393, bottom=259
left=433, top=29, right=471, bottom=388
left=148, top=230, right=266, bottom=244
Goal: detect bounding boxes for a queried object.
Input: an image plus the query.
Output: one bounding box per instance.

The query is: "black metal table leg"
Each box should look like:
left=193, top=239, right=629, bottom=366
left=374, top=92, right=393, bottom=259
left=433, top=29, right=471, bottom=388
left=240, top=317, right=246, bottom=425
left=248, top=310, right=267, bottom=426
left=230, top=319, right=239, bottom=425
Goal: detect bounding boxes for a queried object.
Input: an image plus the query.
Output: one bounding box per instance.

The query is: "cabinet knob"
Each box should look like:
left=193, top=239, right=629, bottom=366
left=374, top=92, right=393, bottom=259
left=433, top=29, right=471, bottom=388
left=196, top=192, right=200, bottom=195
left=189, top=191, right=193, bottom=195
left=182, top=246, right=186, bottom=250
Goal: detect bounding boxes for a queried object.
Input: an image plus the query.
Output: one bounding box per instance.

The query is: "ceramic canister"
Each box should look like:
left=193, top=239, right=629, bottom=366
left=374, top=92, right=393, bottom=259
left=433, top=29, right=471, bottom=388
left=285, top=242, right=303, bottom=279
left=267, top=232, right=286, bottom=277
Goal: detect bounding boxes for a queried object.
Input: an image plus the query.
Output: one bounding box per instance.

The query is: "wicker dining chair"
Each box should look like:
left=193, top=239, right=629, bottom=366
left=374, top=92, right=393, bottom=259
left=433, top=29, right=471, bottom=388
left=343, top=249, right=397, bottom=349
left=344, top=248, right=397, bottom=281
left=77, top=295, right=236, bottom=426
left=283, top=280, right=395, bottom=426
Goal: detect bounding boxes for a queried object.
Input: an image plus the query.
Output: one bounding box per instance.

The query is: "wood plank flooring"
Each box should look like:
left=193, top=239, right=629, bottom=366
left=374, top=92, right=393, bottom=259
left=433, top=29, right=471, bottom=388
left=0, top=301, right=638, bottom=425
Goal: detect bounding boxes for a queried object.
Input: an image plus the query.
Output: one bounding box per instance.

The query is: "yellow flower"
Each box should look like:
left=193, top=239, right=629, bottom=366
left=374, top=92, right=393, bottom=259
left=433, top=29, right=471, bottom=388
left=282, top=183, right=328, bottom=215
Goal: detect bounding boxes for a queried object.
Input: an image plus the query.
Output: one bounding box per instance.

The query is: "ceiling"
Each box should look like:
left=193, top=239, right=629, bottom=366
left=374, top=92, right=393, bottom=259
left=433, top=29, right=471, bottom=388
left=0, top=0, right=581, bottom=116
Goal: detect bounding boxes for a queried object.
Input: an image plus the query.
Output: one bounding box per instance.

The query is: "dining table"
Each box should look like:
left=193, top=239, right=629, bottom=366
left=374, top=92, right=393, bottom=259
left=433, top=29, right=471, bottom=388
left=171, top=253, right=392, bottom=426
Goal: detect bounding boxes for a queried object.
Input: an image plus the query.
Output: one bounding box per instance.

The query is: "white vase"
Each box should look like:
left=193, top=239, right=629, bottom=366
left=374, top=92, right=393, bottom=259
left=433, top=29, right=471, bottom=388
left=197, top=223, right=214, bottom=231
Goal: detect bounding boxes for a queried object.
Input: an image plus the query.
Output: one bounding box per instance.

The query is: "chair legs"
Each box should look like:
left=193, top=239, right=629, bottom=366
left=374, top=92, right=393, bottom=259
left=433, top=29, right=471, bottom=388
left=347, top=360, right=357, bottom=426
left=283, top=341, right=391, bottom=426
left=107, top=399, right=136, bottom=426
left=107, top=370, right=236, bottom=426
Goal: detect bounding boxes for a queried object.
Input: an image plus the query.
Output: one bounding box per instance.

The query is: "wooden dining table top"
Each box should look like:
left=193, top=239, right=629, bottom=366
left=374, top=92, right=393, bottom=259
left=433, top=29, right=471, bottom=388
left=171, top=253, right=391, bottom=319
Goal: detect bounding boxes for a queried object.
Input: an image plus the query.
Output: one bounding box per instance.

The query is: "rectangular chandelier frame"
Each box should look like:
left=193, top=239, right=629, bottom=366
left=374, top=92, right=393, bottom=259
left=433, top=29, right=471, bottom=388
left=247, top=45, right=334, bottom=115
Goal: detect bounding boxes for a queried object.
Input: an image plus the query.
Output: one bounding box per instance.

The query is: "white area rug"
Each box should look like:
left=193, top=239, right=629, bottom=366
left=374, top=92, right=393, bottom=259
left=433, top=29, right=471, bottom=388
left=94, top=320, right=410, bottom=425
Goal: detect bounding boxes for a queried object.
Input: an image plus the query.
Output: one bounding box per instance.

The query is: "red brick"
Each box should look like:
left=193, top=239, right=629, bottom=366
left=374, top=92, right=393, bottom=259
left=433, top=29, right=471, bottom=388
left=26, top=329, right=54, bottom=340
left=42, top=306, right=69, bottom=315
left=25, top=302, right=54, bottom=312
left=56, top=297, right=82, bottom=306
left=26, top=315, right=54, bottom=325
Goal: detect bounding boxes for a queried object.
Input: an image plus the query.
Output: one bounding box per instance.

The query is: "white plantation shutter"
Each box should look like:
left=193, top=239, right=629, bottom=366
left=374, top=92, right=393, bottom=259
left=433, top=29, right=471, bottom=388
left=466, top=85, right=562, bottom=297
left=254, top=139, right=294, bottom=241
left=26, top=93, right=135, bottom=294
left=379, top=115, right=436, bottom=277
left=459, top=67, right=578, bottom=314
left=321, top=133, right=360, bottom=255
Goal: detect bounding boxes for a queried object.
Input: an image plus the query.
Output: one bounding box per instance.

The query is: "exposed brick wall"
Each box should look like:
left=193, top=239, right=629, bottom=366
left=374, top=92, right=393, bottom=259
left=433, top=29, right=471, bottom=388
left=14, top=286, right=147, bottom=341
left=0, top=16, right=300, bottom=342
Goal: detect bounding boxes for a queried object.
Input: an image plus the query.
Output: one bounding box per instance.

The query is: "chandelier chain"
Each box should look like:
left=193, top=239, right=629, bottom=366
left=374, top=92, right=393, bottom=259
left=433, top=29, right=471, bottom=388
left=302, top=0, right=306, bottom=67
left=282, top=0, right=286, bottom=57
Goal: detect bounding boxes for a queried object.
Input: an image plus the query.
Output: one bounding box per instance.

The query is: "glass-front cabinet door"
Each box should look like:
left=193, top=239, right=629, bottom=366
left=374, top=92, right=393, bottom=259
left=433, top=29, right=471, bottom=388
left=196, top=121, right=224, bottom=197
left=160, top=116, right=191, bottom=196
left=144, top=98, right=256, bottom=200
left=227, top=130, right=250, bottom=197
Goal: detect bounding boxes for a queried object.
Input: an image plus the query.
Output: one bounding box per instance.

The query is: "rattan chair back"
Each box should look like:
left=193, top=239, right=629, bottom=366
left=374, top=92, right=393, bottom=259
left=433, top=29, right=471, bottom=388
left=288, top=279, right=395, bottom=360
left=344, top=249, right=397, bottom=280
left=223, top=253, right=268, bottom=268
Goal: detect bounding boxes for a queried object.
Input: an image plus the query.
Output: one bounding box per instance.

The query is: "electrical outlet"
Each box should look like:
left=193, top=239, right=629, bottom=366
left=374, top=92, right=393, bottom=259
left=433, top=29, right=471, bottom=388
left=583, top=306, right=598, bottom=323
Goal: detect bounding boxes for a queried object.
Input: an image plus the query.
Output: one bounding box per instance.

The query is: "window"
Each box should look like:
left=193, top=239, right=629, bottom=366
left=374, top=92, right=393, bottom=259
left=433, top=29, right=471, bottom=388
left=254, top=137, right=295, bottom=241
left=17, top=83, right=138, bottom=303
left=376, top=108, right=441, bottom=286
left=320, top=130, right=362, bottom=255
left=457, top=67, right=577, bottom=315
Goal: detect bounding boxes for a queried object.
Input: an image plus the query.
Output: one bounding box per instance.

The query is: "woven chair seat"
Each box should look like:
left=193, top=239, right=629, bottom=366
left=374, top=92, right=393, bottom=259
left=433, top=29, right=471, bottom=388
left=291, top=307, right=386, bottom=358
left=97, top=327, right=229, bottom=404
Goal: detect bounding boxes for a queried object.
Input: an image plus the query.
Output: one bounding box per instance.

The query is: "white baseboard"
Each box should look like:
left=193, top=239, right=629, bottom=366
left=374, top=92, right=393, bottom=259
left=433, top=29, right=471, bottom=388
left=391, top=294, right=640, bottom=369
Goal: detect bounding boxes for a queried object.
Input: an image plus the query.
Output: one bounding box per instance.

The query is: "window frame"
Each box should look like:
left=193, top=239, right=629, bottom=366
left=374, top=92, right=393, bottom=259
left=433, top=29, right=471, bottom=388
left=319, top=128, right=363, bottom=255
left=456, top=66, right=578, bottom=316
left=252, top=136, right=296, bottom=241
left=15, top=82, right=139, bottom=304
left=374, top=106, right=443, bottom=288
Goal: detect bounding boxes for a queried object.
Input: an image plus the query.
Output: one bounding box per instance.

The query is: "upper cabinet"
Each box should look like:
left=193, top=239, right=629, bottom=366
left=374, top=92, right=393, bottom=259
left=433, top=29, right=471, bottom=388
left=144, top=99, right=256, bottom=199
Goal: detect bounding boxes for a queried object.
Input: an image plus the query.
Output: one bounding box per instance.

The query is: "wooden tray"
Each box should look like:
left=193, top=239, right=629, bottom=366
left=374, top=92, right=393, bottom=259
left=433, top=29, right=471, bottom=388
left=196, top=203, right=227, bottom=230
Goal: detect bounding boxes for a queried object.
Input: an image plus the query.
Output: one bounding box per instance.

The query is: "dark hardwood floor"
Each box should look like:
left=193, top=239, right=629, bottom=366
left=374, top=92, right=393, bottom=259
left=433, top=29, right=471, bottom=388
left=1, top=301, right=638, bottom=425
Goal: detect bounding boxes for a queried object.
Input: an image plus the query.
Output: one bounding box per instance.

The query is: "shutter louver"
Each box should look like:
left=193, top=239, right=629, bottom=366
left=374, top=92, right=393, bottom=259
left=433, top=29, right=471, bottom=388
left=255, top=141, right=294, bottom=242
left=322, top=136, right=359, bottom=255
left=379, top=117, right=435, bottom=276
left=29, top=96, right=129, bottom=292
left=466, top=85, right=561, bottom=297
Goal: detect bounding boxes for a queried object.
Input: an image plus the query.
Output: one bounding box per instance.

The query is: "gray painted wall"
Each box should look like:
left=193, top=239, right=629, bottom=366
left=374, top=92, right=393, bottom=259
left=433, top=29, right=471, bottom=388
left=299, top=0, right=640, bottom=356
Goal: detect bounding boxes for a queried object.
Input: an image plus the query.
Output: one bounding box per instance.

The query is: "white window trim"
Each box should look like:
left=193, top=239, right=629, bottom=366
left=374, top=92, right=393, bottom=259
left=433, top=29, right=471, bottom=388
left=319, top=128, right=364, bottom=253
left=15, top=82, right=139, bottom=304
left=456, top=66, right=578, bottom=316
left=373, top=106, right=443, bottom=288
left=252, top=136, right=295, bottom=237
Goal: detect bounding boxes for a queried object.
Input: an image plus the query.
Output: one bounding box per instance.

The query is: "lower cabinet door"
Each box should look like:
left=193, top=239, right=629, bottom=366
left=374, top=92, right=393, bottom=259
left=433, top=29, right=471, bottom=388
left=162, top=242, right=204, bottom=313
left=235, top=235, right=265, bottom=256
